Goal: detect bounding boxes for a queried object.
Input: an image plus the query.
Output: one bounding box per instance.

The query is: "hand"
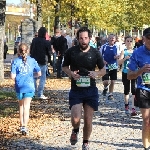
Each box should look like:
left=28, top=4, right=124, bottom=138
left=57, top=51, right=61, bottom=56
left=52, top=49, right=55, bottom=53
left=71, top=70, right=80, bottom=80
left=142, top=64, right=150, bottom=73
left=114, top=55, right=120, bottom=59
left=124, top=55, right=130, bottom=60
left=103, top=60, right=107, bottom=65
left=88, top=71, right=97, bottom=79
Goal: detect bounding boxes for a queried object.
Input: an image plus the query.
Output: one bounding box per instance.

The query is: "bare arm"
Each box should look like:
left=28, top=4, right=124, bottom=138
left=10, top=73, right=16, bottom=80
left=127, top=64, right=150, bottom=80
left=118, top=50, right=130, bottom=65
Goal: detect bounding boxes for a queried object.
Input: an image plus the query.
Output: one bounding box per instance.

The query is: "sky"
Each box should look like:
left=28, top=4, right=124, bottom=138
left=6, top=0, right=21, bottom=5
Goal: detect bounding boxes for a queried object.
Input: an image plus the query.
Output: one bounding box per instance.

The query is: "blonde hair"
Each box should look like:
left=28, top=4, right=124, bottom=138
left=18, top=43, right=28, bottom=62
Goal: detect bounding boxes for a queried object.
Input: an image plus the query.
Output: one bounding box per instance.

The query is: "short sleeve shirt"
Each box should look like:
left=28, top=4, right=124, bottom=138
left=11, top=56, right=41, bottom=93
left=128, top=45, right=150, bottom=91
left=62, top=46, right=104, bottom=90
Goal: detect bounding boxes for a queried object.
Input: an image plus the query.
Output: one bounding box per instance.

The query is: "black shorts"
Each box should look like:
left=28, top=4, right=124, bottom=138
left=135, top=88, right=150, bottom=108
left=69, top=87, right=99, bottom=111
left=102, top=69, right=117, bottom=81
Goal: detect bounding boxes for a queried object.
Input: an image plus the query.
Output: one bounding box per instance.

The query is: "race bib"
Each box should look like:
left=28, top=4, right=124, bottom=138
left=142, top=73, right=150, bottom=84
left=76, top=76, right=90, bottom=87
left=108, top=63, right=117, bottom=71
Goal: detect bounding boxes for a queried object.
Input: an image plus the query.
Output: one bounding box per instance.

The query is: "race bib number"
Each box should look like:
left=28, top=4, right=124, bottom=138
left=76, top=76, right=90, bottom=87
left=108, top=63, right=117, bottom=71
left=142, top=73, right=150, bottom=84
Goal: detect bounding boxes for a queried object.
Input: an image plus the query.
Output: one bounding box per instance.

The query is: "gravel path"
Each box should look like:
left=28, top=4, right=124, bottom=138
left=1, top=59, right=143, bottom=150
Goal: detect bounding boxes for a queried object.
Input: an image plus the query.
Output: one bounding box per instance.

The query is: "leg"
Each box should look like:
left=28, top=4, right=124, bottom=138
left=71, top=104, right=82, bottom=129
left=70, top=103, right=82, bottom=145
left=83, top=104, right=94, bottom=141
left=37, top=65, right=47, bottom=97
left=19, top=100, right=24, bottom=127
left=109, top=80, right=115, bottom=93
left=140, top=108, right=150, bottom=148
left=53, top=52, right=56, bottom=73
left=23, top=97, right=32, bottom=127
left=57, top=56, right=62, bottom=78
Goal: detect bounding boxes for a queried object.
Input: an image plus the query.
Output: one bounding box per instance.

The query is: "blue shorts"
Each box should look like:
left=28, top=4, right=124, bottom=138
left=16, top=92, right=34, bottom=100
left=69, top=87, right=99, bottom=111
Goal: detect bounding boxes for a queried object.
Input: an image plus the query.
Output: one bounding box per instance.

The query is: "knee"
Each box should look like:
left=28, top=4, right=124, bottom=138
left=143, top=120, right=150, bottom=128
left=72, top=117, right=80, bottom=124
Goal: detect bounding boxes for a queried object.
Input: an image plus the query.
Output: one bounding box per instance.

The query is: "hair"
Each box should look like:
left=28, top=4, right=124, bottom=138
left=124, top=35, right=133, bottom=41
left=76, top=27, right=92, bottom=40
left=18, top=43, right=28, bottom=62
left=38, top=27, right=47, bottom=38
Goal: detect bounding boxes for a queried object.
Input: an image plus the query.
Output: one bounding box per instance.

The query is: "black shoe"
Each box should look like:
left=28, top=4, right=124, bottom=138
left=108, top=94, right=114, bottom=100
left=102, top=88, right=108, bottom=96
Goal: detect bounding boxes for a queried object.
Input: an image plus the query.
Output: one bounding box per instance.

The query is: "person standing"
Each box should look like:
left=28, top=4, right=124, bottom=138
left=127, top=27, right=150, bottom=150
left=62, top=27, right=106, bottom=149
left=51, top=28, right=67, bottom=78
left=30, top=27, right=51, bottom=99
left=11, top=43, right=41, bottom=135
left=118, top=36, right=137, bottom=116
left=4, top=41, right=8, bottom=59
left=100, top=34, right=120, bottom=100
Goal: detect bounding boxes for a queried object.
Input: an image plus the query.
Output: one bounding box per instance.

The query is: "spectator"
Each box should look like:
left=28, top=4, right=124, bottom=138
left=30, top=27, right=51, bottom=99
left=51, top=28, right=67, bottom=78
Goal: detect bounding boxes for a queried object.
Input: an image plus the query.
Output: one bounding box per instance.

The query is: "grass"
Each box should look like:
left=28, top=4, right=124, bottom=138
left=0, top=91, right=17, bottom=117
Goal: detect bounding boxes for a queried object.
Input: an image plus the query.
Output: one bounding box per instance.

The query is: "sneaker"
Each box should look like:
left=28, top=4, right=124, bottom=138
left=21, top=126, right=28, bottom=136
left=131, top=108, right=137, bottom=116
left=125, top=105, right=130, bottom=114
left=70, top=130, right=78, bottom=145
left=102, top=88, right=108, bottom=96
left=82, top=143, right=89, bottom=150
left=108, top=94, right=114, bottom=100
left=38, top=95, right=48, bottom=99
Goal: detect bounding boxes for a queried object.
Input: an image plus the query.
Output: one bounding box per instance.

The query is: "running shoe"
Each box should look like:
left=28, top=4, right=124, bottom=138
left=102, top=88, right=108, bottom=96
left=131, top=108, right=137, bottom=116
left=108, top=94, right=114, bottom=100
left=38, top=95, right=48, bottom=100
left=21, top=126, right=28, bottom=136
left=70, top=130, right=78, bottom=145
left=82, top=143, right=90, bottom=150
left=125, top=105, right=130, bottom=115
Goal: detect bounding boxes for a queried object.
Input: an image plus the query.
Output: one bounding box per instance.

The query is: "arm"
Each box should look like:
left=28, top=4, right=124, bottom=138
left=127, top=65, right=150, bottom=80
left=10, top=73, right=16, bottom=80
left=62, top=66, right=80, bottom=80
left=34, top=71, right=41, bottom=78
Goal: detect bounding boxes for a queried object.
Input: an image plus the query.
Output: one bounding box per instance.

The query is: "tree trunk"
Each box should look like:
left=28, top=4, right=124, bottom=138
left=54, top=0, right=60, bottom=29
left=36, top=0, right=42, bottom=30
left=0, top=0, right=6, bottom=81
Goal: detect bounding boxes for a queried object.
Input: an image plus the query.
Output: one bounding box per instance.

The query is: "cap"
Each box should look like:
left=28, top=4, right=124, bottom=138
left=143, top=27, right=150, bottom=37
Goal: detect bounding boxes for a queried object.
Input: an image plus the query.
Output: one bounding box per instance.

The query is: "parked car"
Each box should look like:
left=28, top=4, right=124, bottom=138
left=14, top=36, right=21, bottom=55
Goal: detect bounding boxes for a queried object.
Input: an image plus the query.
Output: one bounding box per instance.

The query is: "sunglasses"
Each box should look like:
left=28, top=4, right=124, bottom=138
left=127, top=40, right=132, bottom=42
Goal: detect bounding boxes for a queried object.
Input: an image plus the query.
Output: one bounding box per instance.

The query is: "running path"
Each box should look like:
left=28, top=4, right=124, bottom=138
left=1, top=69, right=143, bottom=150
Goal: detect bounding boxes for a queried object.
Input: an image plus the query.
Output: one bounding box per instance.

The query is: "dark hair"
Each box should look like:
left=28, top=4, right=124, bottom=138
left=76, top=27, right=92, bottom=40
left=124, top=35, right=133, bottom=41
left=18, top=43, right=28, bottom=62
left=38, top=27, right=47, bottom=38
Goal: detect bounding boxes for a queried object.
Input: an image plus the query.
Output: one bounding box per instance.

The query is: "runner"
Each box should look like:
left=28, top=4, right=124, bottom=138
left=100, top=34, right=120, bottom=100
left=62, top=27, right=106, bottom=150
left=118, top=36, right=137, bottom=116
left=10, top=43, right=41, bottom=135
left=127, top=27, right=150, bottom=150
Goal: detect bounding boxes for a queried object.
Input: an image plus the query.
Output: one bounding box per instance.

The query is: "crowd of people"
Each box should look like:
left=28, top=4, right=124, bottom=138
left=9, top=25, right=150, bottom=150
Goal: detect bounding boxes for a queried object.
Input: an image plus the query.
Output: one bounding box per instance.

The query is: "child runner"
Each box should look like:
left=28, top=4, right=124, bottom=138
left=10, top=43, right=41, bottom=135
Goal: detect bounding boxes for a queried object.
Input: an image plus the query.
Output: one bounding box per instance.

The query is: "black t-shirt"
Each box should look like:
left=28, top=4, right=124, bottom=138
left=62, top=45, right=104, bottom=90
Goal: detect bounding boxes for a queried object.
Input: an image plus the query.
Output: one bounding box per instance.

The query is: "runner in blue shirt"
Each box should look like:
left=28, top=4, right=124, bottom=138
left=127, top=27, right=150, bottom=150
left=11, top=43, right=41, bottom=135
left=100, top=34, right=120, bottom=100
left=118, top=36, right=137, bottom=116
